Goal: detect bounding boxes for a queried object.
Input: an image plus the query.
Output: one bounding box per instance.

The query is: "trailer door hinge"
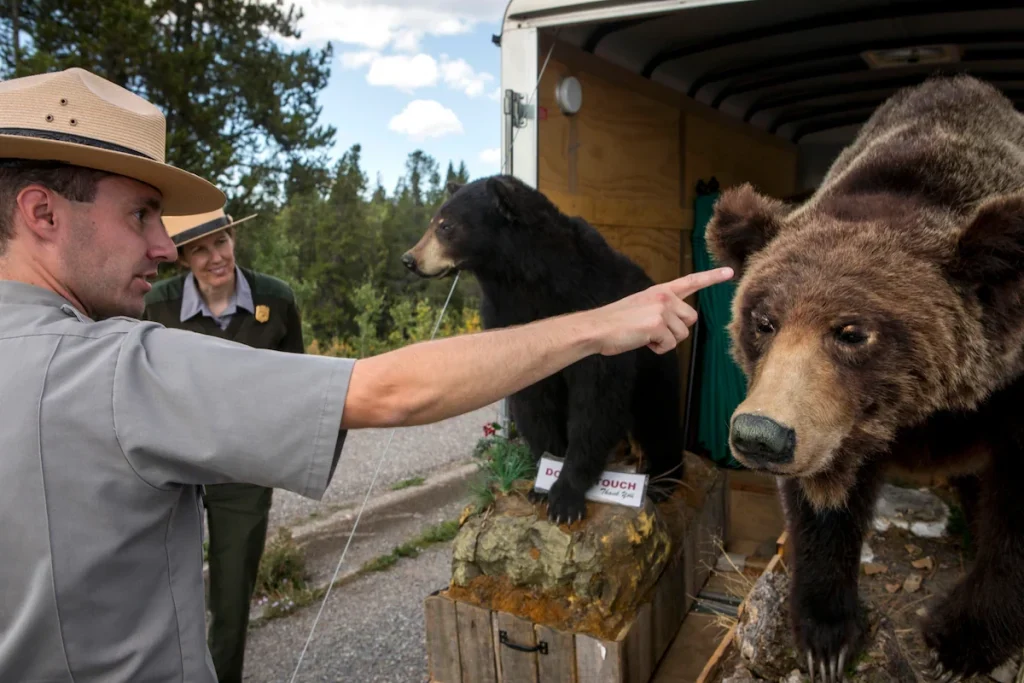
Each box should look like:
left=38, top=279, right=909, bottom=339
left=504, top=89, right=527, bottom=128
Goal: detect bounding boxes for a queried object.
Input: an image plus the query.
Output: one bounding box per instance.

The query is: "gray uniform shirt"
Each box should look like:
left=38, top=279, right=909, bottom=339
left=0, top=281, right=354, bottom=682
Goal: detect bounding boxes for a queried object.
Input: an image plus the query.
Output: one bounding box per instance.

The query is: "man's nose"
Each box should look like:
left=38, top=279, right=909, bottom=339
left=151, top=226, right=178, bottom=263
left=730, top=414, right=796, bottom=465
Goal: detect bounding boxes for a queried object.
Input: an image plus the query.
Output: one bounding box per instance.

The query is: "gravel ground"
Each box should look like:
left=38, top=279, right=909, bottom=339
left=243, top=543, right=453, bottom=683
left=267, top=402, right=501, bottom=533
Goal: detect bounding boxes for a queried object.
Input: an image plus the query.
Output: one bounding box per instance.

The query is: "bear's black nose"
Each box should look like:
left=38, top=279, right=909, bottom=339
left=730, top=414, right=796, bottom=465
left=401, top=253, right=416, bottom=271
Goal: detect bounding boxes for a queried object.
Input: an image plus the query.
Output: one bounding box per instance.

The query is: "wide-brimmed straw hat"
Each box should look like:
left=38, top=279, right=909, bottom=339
left=0, top=67, right=224, bottom=216
left=163, top=208, right=258, bottom=248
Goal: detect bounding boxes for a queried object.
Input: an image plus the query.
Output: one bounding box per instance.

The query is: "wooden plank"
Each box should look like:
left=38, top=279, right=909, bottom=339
left=624, top=602, right=654, bottom=683
left=537, top=50, right=682, bottom=212
left=456, top=601, right=497, bottom=683
left=727, top=469, right=779, bottom=495
left=694, top=475, right=727, bottom=595
left=653, top=613, right=730, bottom=683
left=543, top=190, right=689, bottom=231
left=681, top=507, right=699, bottom=615
left=652, top=554, right=687, bottom=663
left=728, top=487, right=784, bottom=550
left=538, top=34, right=797, bottom=154
left=693, top=621, right=738, bottom=683
left=425, top=594, right=462, bottom=683
left=682, top=112, right=799, bottom=220
left=778, top=530, right=793, bottom=561
left=491, top=612, right=504, bottom=682
left=576, top=633, right=625, bottom=683
left=495, top=612, right=540, bottom=683
left=535, top=624, right=576, bottom=683
left=542, top=189, right=595, bottom=222
left=595, top=225, right=681, bottom=286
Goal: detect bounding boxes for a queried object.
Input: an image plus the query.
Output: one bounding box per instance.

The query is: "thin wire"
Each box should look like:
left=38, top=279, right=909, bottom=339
left=288, top=272, right=462, bottom=682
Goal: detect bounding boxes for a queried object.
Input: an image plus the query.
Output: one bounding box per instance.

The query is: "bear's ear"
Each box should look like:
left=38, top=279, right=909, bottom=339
left=486, top=176, right=517, bottom=222
left=705, top=183, right=789, bottom=277
left=947, top=192, right=1024, bottom=286
left=446, top=181, right=463, bottom=197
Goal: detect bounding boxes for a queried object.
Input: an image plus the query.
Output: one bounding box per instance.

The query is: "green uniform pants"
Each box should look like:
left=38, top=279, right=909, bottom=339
left=204, top=482, right=273, bottom=683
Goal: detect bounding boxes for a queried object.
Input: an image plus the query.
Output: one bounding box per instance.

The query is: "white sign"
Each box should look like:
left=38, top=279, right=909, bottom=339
left=532, top=455, right=648, bottom=508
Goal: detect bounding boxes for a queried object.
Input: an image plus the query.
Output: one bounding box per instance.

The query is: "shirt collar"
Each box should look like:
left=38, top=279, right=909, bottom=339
left=180, top=266, right=254, bottom=323
left=0, top=280, right=93, bottom=321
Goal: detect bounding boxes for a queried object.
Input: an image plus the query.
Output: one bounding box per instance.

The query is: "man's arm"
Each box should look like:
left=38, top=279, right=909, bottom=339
left=340, top=267, right=733, bottom=429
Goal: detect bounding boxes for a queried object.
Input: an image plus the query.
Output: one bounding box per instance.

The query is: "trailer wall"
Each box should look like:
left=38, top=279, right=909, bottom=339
left=535, top=37, right=799, bottom=418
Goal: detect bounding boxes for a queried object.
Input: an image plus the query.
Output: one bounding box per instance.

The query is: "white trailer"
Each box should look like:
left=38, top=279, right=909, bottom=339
left=494, top=0, right=1024, bottom=467
left=487, top=1, right=1024, bottom=678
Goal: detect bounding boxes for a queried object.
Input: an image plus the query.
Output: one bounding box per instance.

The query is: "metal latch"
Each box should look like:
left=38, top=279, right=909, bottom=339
left=504, top=89, right=527, bottom=129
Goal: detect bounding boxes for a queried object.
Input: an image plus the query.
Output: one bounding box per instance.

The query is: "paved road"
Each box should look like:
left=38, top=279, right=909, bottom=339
left=240, top=402, right=502, bottom=681
left=243, top=539, right=454, bottom=683
left=267, top=402, right=502, bottom=533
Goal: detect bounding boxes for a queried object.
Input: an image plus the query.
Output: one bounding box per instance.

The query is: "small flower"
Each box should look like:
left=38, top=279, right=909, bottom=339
left=483, top=424, right=496, bottom=437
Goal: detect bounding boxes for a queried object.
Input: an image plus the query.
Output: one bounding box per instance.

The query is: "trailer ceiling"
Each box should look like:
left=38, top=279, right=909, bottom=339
left=503, top=0, right=1024, bottom=145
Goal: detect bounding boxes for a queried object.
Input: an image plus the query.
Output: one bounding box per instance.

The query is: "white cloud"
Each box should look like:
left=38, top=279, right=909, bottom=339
left=389, top=100, right=464, bottom=141
left=479, top=148, right=500, bottom=165
left=392, top=29, right=422, bottom=53
left=285, top=0, right=508, bottom=52
left=439, top=55, right=495, bottom=98
left=341, top=50, right=497, bottom=99
left=488, top=86, right=501, bottom=101
left=366, top=54, right=439, bottom=92
left=340, top=50, right=379, bottom=69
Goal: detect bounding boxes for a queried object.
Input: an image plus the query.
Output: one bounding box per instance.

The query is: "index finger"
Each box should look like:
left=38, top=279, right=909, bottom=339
left=668, top=267, right=734, bottom=298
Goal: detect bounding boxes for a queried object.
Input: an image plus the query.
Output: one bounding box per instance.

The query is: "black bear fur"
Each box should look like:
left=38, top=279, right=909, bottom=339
left=403, top=175, right=684, bottom=524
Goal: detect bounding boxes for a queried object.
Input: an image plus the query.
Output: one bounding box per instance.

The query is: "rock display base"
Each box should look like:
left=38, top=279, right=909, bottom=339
left=425, top=452, right=728, bottom=683
left=447, top=485, right=677, bottom=640
left=713, top=515, right=1021, bottom=683
left=733, top=569, right=800, bottom=679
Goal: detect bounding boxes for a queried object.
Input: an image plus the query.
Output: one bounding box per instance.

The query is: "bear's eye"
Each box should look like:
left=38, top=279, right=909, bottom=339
left=437, top=221, right=452, bottom=234
left=753, top=313, right=775, bottom=335
left=836, top=324, right=869, bottom=345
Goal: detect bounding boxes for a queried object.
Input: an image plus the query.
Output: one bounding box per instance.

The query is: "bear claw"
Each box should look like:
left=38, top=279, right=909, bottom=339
left=527, top=489, right=548, bottom=505
left=807, top=645, right=848, bottom=683
left=921, top=649, right=963, bottom=683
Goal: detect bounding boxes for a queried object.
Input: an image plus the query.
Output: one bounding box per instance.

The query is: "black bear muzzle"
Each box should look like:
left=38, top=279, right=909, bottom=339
left=730, top=413, right=796, bottom=465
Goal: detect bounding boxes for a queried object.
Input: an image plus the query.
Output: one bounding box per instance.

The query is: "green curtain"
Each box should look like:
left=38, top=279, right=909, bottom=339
left=691, top=190, right=746, bottom=469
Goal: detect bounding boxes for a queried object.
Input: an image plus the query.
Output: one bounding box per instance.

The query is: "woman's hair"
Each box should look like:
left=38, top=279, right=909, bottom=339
left=176, top=225, right=236, bottom=261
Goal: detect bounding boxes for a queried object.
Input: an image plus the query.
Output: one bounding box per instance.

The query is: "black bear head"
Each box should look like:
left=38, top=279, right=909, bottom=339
left=402, top=174, right=555, bottom=278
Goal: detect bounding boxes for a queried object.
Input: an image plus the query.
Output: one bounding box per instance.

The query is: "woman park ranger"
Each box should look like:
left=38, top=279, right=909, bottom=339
left=141, top=208, right=305, bottom=683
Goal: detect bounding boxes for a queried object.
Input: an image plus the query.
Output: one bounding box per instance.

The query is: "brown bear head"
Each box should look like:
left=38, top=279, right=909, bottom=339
left=706, top=182, right=1024, bottom=510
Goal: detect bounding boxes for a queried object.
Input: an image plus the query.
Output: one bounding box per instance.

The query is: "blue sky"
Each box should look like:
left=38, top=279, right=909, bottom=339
left=281, top=0, right=510, bottom=194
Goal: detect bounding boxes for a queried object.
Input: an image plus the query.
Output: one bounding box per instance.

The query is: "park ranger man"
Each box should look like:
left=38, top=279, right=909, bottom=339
left=0, top=67, right=732, bottom=682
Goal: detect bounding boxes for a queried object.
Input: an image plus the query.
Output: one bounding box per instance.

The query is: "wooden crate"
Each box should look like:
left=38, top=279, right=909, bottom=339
left=424, top=469, right=728, bottom=683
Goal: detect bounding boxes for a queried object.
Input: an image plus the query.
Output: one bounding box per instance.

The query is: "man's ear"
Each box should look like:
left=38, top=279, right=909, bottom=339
left=947, top=192, right=1024, bottom=285
left=446, top=181, right=463, bottom=197
left=14, top=185, right=59, bottom=243
left=705, top=183, right=789, bottom=277
left=485, top=176, right=516, bottom=222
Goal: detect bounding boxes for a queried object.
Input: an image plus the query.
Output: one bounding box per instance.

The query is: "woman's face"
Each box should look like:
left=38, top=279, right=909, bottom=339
left=181, top=229, right=236, bottom=290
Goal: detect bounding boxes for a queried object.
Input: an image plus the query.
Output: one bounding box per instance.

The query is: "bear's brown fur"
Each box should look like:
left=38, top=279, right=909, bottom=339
left=706, top=74, right=1024, bottom=681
